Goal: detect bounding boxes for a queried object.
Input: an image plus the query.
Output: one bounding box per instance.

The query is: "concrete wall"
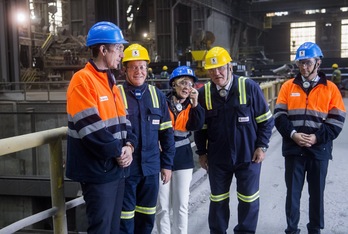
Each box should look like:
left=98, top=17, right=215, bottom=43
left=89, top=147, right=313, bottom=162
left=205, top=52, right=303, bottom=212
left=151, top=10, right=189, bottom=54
left=0, top=101, right=67, bottom=176
left=206, top=11, right=232, bottom=52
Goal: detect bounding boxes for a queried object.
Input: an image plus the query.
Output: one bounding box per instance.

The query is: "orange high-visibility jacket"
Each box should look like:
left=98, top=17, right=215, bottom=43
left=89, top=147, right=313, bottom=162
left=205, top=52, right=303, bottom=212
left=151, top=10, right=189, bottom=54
left=66, top=61, right=136, bottom=183
left=168, top=96, right=204, bottom=170
left=274, top=72, right=346, bottom=160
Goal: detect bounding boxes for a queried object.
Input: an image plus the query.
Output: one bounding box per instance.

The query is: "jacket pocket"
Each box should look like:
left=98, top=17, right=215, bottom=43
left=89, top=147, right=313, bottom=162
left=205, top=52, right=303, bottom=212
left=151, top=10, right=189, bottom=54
left=148, top=108, right=163, bottom=131
left=235, top=105, right=252, bottom=126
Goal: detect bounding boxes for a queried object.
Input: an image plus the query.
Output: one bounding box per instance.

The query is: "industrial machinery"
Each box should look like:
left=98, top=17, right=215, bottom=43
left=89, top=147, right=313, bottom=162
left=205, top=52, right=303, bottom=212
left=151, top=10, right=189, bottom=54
left=190, top=29, right=215, bottom=78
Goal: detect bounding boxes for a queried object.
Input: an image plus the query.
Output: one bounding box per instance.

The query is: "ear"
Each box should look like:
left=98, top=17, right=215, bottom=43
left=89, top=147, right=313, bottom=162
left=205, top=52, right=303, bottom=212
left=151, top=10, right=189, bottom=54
left=101, top=46, right=106, bottom=56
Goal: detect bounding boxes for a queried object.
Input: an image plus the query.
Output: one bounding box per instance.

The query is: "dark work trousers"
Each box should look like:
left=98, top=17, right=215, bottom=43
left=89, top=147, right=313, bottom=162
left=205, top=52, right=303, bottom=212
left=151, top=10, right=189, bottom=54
left=208, top=162, right=261, bottom=234
left=284, top=155, right=329, bottom=234
left=120, top=173, right=159, bottom=234
left=81, top=178, right=125, bottom=234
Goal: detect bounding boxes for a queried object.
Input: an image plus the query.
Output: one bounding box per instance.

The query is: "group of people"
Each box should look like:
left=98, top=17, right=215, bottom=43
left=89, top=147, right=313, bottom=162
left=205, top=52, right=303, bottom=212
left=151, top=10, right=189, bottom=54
left=66, top=21, right=346, bottom=234
left=147, top=65, right=171, bottom=91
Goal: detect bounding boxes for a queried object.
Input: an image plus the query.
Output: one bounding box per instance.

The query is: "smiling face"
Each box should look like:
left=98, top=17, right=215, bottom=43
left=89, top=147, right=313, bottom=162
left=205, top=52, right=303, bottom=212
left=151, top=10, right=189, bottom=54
left=125, top=60, right=148, bottom=86
left=172, top=77, right=194, bottom=99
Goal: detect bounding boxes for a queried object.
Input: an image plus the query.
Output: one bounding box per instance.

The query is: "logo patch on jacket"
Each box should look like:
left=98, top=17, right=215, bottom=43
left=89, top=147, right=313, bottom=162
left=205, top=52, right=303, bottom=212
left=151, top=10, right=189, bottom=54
left=238, top=116, right=249, bottom=122
left=100, top=96, right=109, bottom=101
left=290, top=92, right=300, bottom=97
left=152, top=119, right=160, bottom=125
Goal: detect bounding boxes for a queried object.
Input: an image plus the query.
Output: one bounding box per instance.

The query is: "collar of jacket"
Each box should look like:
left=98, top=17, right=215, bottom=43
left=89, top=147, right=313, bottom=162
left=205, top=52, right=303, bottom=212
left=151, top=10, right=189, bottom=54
left=293, top=71, right=328, bottom=87
left=124, top=81, right=148, bottom=92
left=89, top=59, right=111, bottom=73
left=166, top=92, right=190, bottom=109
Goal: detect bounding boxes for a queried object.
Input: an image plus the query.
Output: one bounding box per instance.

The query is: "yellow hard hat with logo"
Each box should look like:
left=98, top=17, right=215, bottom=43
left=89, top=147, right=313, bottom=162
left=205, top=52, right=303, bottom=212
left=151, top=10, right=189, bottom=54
left=332, top=63, right=338, bottom=69
left=163, top=66, right=168, bottom=70
left=123, top=44, right=150, bottom=64
left=204, top=46, right=232, bottom=70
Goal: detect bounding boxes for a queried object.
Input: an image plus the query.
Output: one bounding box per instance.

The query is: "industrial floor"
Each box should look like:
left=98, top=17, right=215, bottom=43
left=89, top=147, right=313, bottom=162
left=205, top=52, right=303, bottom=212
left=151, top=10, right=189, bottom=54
left=156, top=96, right=348, bottom=234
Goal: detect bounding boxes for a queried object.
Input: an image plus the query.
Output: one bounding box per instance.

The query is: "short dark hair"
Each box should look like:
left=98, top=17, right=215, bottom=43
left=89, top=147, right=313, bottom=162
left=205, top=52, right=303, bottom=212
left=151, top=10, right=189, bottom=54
left=90, top=44, right=113, bottom=58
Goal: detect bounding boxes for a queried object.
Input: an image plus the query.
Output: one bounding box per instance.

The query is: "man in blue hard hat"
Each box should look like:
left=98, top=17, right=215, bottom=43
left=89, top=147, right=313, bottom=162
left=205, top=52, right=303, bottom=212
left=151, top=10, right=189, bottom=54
left=66, top=21, right=137, bottom=233
left=274, top=42, right=346, bottom=234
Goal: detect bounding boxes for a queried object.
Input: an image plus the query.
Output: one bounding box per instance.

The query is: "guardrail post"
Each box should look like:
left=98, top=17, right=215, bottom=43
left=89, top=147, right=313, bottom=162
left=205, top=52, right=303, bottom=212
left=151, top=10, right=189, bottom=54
left=49, top=137, right=67, bottom=234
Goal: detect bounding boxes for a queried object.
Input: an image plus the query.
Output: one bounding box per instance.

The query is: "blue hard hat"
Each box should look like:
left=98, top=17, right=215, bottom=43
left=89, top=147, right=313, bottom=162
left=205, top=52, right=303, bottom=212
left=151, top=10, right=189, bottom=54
left=86, top=21, right=128, bottom=47
left=169, top=66, right=198, bottom=85
left=295, top=42, right=323, bottom=61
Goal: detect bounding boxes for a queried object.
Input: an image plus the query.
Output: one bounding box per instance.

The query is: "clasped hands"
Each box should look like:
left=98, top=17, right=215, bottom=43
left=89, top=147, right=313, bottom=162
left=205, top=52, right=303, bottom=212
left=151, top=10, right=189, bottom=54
left=292, top=132, right=317, bottom=147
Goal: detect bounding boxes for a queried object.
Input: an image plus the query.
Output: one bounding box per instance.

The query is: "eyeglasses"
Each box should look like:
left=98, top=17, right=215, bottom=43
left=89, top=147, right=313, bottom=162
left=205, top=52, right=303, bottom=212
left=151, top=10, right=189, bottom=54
left=176, top=80, right=193, bottom=88
left=108, top=44, right=124, bottom=53
left=127, top=65, right=148, bottom=71
left=207, top=65, right=227, bottom=74
left=296, top=60, right=315, bottom=67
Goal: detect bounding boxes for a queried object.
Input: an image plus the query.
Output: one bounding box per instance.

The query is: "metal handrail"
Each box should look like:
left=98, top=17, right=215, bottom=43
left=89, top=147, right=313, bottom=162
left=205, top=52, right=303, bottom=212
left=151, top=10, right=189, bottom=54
left=0, top=127, right=84, bottom=234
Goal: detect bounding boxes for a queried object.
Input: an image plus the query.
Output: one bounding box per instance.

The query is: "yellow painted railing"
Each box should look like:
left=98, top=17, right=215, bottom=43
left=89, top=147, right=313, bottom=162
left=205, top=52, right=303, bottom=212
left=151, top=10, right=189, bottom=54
left=0, top=127, right=84, bottom=234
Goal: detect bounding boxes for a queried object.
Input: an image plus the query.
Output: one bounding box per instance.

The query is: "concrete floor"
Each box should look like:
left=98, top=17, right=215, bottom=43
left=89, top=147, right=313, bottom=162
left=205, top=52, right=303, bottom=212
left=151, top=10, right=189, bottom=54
left=184, top=97, right=348, bottom=234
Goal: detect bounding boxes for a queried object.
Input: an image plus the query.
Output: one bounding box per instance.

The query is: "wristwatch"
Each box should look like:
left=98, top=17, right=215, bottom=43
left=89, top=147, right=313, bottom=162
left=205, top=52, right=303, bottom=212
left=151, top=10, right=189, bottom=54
left=259, top=147, right=267, bottom=153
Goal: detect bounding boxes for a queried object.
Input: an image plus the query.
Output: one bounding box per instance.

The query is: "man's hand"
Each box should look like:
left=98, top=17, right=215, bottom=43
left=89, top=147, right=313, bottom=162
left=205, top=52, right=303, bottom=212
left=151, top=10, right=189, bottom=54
left=292, top=132, right=317, bottom=147
left=199, top=154, right=208, bottom=172
left=252, top=148, right=266, bottom=163
left=116, top=146, right=133, bottom=168
left=161, top=168, right=172, bottom=184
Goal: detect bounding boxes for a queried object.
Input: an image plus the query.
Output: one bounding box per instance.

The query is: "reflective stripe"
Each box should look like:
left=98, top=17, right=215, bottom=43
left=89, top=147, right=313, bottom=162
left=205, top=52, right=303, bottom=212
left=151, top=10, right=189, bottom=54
left=204, top=82, right=212, bottom=110
left=160, top=120, right=173, bottom=130
left=174, top=130, right=190, bottom=137
left=135, top=205, right=156, bottom=215
left=255, top=109, right=273, bottom=123
left=175, top=138, right=190, bottom=148
left=149, top=85, right=159, bottom=108
left=67, top=128, right=79, bottom=138
left=202, top=124, right=208, bottom=130
left=210, top=191, right=230, bottom=202
left=117, top=85, right=128, bottom=109
left=238, top=76, right=247, bottom=105
left=326, top=117, right=345, bottom=128
left=121, top=210, right=135, bottom=219
left=118, top=84, right=159, bottom=109
left=237, top=190, right=259, bottom=203
left=205, top=77, right=248, bottom=109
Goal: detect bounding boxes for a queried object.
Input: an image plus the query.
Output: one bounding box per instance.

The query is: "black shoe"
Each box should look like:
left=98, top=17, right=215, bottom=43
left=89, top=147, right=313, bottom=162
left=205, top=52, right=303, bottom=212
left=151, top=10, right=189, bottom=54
left=285, top=229, right=300, bottom=234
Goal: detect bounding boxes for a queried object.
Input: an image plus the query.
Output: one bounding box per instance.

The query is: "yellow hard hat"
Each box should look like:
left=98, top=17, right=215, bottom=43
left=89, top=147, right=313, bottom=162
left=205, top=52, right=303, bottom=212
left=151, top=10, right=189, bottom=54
left=204, top=46, right=232, bottom=70
left=332, top=63, right=338, bottom=69
left=122, top=44, right=150, bottom=64
left=163, top=66, right=168, bottom=70
left=148, top=68, right=152, bottom=72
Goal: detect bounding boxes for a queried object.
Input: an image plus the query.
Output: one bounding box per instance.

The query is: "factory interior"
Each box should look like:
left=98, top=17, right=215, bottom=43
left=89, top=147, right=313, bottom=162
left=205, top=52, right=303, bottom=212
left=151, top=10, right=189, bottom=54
left=0, top=0, right=348, bottom=233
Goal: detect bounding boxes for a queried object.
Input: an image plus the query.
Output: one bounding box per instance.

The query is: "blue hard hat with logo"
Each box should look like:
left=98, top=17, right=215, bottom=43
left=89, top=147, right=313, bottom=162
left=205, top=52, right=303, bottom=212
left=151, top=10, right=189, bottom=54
left=170, top=66, right=198, bottom=85
left=295, top=42, right=323, bottom=61
left=86, top=21, right=128, bottom=47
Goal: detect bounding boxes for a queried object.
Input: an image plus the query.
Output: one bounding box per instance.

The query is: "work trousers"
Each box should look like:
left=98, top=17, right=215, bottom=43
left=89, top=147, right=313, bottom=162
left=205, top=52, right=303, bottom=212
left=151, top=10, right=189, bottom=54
left=284, top=155, right=329, bottom=234
left=81, top=178, right=125, bottom=234
left=208, top=162, right=261, bottom=234
left=156, top=168, right=193, bottom=234
left=120, top=174, right=159, bottom=234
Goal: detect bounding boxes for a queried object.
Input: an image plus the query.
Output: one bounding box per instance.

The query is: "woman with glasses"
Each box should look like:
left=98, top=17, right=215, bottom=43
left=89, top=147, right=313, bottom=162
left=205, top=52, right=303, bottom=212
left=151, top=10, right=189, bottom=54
left=118, top=43, right=176, bottom=234
left=274, top=42, right=346, bottom=234
left=156, top=66, right=204, bottom=234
